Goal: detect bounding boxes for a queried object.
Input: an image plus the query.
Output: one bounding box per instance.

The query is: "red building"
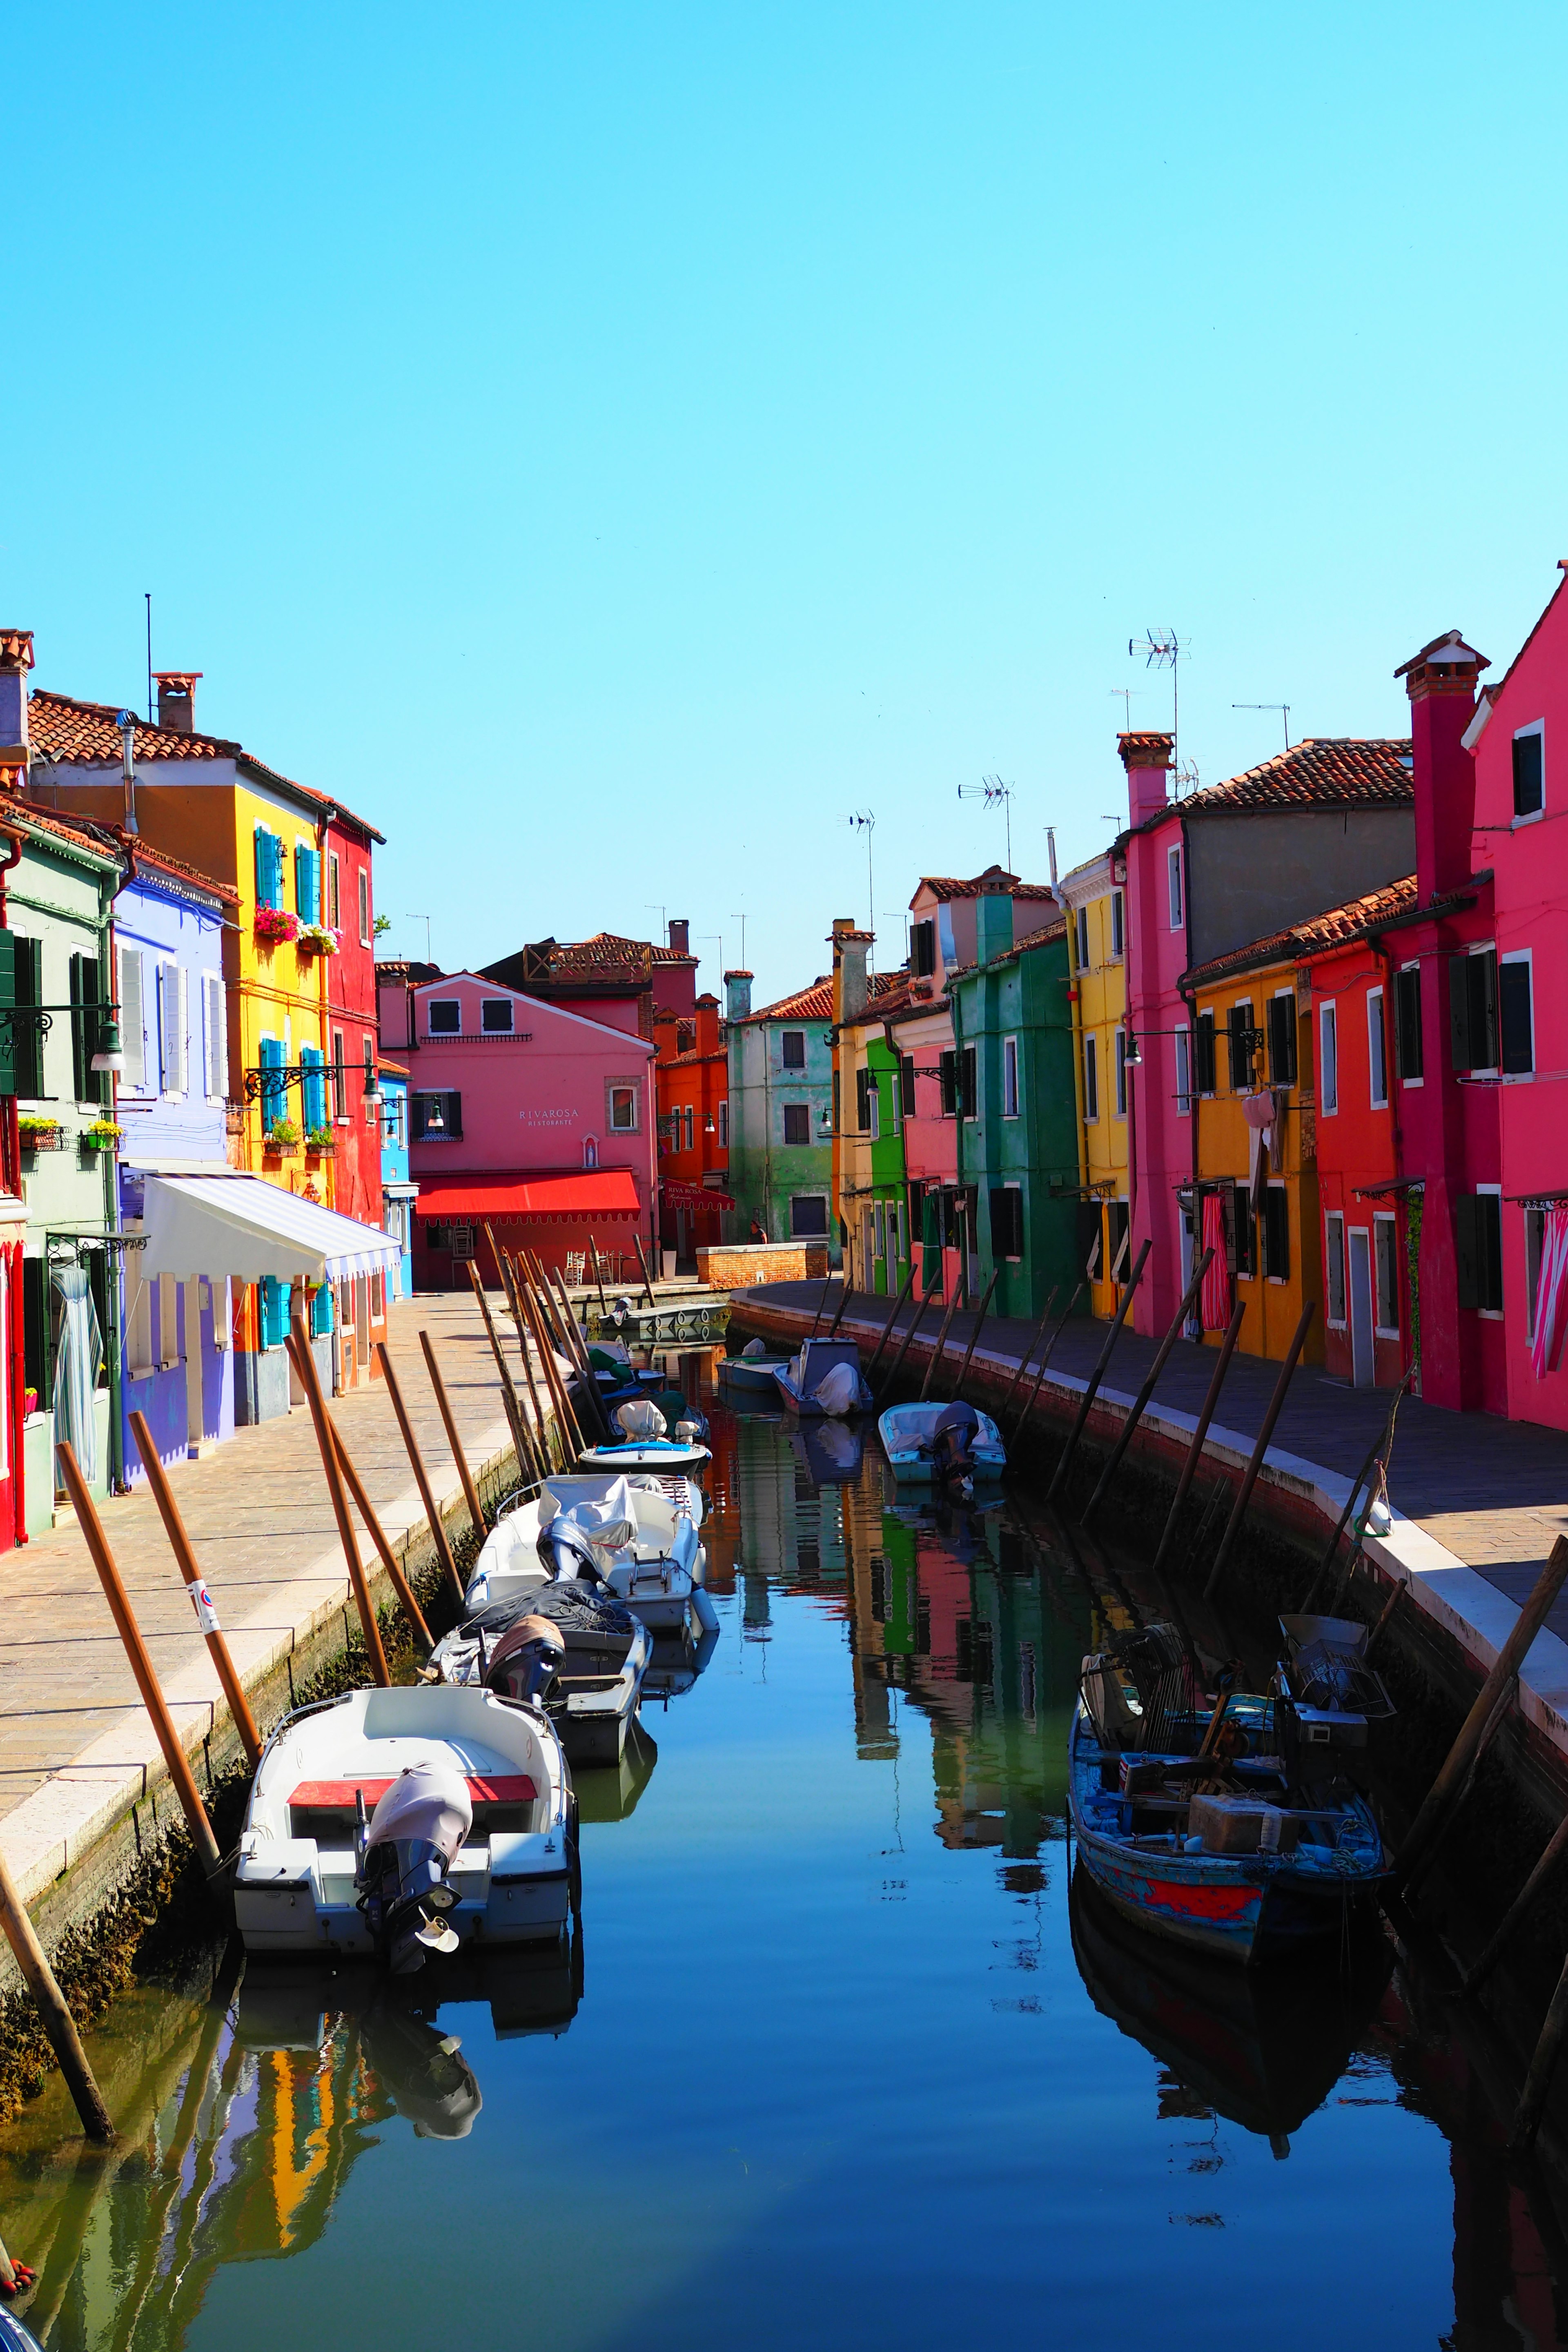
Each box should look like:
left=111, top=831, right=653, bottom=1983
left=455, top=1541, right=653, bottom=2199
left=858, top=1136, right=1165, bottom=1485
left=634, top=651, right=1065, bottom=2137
left=319, top=802, right=385, bottom=1386
left=654, top=992, right=732, bottom=1267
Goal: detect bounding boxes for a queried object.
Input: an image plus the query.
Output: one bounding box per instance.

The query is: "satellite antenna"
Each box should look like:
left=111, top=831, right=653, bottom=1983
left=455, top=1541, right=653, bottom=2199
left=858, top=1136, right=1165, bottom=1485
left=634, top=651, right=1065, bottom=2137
left=1129, top=629, right=1186, bottom=768
left=1175, top=760, right=1202, bottom=797
left=844, top=812, right=876, bottom=968
left=1233, top=703, right=1292, bottom=753
left=956, top=774, right=1015, bottom=871
left=729, top=912, right=748, bottom=967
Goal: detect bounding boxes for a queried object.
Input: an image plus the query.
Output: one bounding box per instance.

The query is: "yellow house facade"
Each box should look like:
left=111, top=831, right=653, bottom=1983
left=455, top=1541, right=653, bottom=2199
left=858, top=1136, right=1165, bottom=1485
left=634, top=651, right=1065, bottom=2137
left=1059, top=851, right=1129, bottom=1318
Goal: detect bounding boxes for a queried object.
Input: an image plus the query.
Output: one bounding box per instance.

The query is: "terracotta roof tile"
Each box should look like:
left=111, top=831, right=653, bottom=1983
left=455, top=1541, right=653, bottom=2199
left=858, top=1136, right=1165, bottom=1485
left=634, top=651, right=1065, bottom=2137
left=119, top=836, right=238, bottom=905
left=913, top=864, right=1058, bottom=903
left=546, top=931, right=695, bottom=971
left=1184, top=876, right=1422, bottom=988
left=741, top=974, right=833, bottom=1024
left=1186, top=737, right=1414, bottom=815
left=0, top=797, right=122, bottom=866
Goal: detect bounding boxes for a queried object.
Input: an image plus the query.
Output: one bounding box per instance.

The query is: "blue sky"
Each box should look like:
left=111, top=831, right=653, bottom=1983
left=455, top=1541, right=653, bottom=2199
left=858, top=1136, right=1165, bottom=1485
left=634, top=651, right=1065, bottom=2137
left=8, top=4, right=1567, bottom=1002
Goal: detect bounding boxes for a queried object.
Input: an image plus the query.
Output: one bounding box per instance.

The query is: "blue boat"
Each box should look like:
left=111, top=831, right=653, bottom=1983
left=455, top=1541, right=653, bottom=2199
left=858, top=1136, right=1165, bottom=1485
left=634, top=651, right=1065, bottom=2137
left=771, top=1338, right=873, bottom=1417
left=1068, top=1626, right=1387, bottom=1967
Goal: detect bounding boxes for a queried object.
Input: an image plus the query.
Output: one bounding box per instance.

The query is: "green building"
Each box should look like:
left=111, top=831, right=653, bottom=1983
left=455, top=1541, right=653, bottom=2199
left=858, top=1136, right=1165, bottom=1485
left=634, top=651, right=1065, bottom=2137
left=946, top=891, right=1085, bottom=1322
left=836, top=978, right=916, bottom=1297
left=723, top=969, right=837, bottom=1259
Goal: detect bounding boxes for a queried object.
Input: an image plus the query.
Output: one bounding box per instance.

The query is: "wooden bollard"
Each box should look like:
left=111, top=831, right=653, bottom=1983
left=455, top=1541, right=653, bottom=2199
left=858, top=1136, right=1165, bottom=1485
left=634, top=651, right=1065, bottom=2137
left=374, top=1341, right=466, bottom=1604
left=864, top=1262, right=916, bottom=1390
left=1045, top=1237, right=1153, bottom=1503
left=1201, top=1300, right=1314, bottom=1601
left=1149, top=1297, right=1246, bottom=1576
left=55, top=1440, right=225, bottom=1882
left=918, top=1281, right=966, bottom=1403
left=0, top=1834, right=114, bottom=2143
left=129, top=1412, right=262, bottom=1770
left=419, top=1330, right=486, bottom=1536
left=290, top=1316, right=390, bottom=1686
left=1081, top=1248, right=1214, bottom=1530
left=492, top=1246, right=557, bottom=1467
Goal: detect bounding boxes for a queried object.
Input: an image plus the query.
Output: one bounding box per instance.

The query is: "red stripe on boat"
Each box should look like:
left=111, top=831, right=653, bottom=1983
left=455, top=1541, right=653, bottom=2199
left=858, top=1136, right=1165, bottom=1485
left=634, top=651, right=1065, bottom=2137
left=288, top=1776, right=536, bottom=1806
left=1142, top=1879, right=1257, bottom=1924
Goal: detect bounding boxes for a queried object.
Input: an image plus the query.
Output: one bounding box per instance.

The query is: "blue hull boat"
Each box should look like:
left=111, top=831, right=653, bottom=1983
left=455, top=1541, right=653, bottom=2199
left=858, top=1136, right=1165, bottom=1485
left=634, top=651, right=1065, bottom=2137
left=1068, top=1655, right=1387, bottom=1966
left=771, top=1337, right=873, bottom=1417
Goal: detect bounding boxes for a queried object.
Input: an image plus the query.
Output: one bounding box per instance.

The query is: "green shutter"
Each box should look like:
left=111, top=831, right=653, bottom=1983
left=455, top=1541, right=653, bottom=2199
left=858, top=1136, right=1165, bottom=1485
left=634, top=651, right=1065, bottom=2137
left=0, top=932, right=16, bottom=1098
left=16, top=940, right=42, bottom=1099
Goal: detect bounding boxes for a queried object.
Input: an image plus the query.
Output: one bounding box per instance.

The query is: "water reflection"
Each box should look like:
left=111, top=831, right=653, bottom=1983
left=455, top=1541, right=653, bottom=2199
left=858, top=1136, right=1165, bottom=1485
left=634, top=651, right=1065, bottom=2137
left=5, top=1399, right=1568, bottom=2348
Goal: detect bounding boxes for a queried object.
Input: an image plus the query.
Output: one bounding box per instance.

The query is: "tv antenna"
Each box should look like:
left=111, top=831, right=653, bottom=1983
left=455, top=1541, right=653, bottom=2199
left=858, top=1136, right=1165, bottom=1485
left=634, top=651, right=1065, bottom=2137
left=957, top=774, right=1014, bottom=871
left=405, top=914, right=432, bottom=964
left=644, top=902, right=668, bottom=940
left=729, top=911, right=748, bottom=968
left=1233, top=703, right=1292, bottom=752
left=844, top=811, right=876, bottom=965
left=1129, top=629, right=1186, bottom=766
left=1175, top=759, right=1202, bottom=797
left=1109, top=687, right=1136, bottom=728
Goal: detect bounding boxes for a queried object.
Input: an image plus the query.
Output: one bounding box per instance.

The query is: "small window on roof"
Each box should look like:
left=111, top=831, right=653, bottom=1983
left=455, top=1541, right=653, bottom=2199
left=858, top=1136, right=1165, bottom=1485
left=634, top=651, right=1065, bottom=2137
left=481, top=1000, right=514, bottom=1033
left=428, top=999, right=460, bottom=1035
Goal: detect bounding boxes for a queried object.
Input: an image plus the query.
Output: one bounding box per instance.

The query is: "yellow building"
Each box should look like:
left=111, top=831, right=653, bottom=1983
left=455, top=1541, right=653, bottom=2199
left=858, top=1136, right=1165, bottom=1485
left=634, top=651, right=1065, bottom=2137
left=1182, top=931, right=1322, bottom=1366
left=1058, top=851, right=1129, bottom=1318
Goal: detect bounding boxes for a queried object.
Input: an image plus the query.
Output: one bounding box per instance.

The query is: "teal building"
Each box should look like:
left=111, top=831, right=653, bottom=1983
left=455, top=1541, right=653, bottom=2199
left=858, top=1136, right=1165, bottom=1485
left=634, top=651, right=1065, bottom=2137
left=723, top=970, right=837, bottom=1260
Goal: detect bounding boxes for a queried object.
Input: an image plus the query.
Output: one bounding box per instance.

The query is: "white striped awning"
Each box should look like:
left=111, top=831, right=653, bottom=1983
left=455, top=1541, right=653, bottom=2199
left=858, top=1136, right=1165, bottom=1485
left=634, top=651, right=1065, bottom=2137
left=140, top=1174, right=403, bottom=1284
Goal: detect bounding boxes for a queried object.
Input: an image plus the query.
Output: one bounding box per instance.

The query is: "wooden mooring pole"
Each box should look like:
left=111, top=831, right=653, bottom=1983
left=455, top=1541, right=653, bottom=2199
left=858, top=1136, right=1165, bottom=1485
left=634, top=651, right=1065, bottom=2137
left=1465, top=1811, right=1568, bottom=1997
left=863, top=1263, right=916, bottom=1391
left=995, top=1286, right=1059, bottom=1433
left=1513, top=1947, right=1568, bottom=2152
left=129, top=1412, right=263, bottom=1769
left=418, top=1329, right=486, bottom=1535
left=918, top=1281, right=966, bottom=1403
left=949, top=1269, right=999, bottom=1400
left=1201, top=1301, right=1314, bottom=1602
left=879, top=1281, right=933, bottom=1399
left=588, top=1234, right=610, bottom=1322
left=0, top=1836, right=114, bottom=2144
left=282, top=1343, right=433, bottom=1650
left=374, top=1341, right=466, bottom=1604
left=1045, top=1238, right=1153, bottom=1504
left=1149, top=1298, right=1246, bottom=1577
left=290, top=1316, right=390, bottom=1687
left=466, top=1261, right=544, bottom=1487
left=1013, top=1281, right=1087, bottom=1439
left=55, top=1441, right=225, bottom=1882
left=1298, top=1371, right=1414, bottom=1614
left=1080, top=1248, right=1214, bottom=1530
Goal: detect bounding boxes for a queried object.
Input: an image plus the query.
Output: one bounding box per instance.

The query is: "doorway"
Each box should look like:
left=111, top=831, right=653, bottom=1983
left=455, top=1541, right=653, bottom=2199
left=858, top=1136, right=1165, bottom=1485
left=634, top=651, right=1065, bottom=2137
left=1348, top=1226, right=1374, bottom=1388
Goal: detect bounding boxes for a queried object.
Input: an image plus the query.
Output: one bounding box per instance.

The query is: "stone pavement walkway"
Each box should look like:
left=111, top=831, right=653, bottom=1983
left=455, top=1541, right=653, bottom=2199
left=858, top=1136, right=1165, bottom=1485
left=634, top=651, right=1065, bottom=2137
left=0, top=1293, right=522, bottom=1895
left=745, top=1284, right=1568, bottom=1641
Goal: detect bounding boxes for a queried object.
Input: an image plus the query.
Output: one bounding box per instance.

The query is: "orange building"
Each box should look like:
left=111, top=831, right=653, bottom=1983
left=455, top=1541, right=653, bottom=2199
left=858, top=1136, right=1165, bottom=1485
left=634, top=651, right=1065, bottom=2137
left=654, top=993, right=733, bottom=1270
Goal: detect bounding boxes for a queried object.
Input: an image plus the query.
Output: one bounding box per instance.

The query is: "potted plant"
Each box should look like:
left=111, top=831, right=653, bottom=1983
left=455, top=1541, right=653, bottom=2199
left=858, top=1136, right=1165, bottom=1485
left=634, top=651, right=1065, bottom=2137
left=264, top=1118, right=301, bottom=1156
left=305, top=1124, right=336, bottom=1155
left=81, top=1119, right=122, bottom=1153
left=18, top=1115, right=63, bottom=1152
left=296, top=923, right=341, bottom=955
left=254, top=906, right=301, bottom=947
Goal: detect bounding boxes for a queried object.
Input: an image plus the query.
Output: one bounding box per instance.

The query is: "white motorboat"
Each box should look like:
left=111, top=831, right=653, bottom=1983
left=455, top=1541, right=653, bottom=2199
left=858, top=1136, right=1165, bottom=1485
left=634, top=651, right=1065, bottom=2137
left=772, top=1338, right=873, bottom=1417
left=429, top=1579, right=652, bottom=1768
left=541, top=1472, right=720, bottom=1636
left=719, top=1338, right=790, bottom=1393
left=234, top=1683, right=575, bottom=1970
left=878, top=1399, right=1007, bottom=1491
left=579, top=1396, right=711, bottom=1472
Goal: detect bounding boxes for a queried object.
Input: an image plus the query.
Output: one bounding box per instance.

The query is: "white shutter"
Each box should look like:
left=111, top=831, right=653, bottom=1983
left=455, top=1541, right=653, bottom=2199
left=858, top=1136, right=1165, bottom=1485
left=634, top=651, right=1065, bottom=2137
left=118, top=947, right=145, bottom=1089
left=158, top=964, right=189, bottom=1095
left=156, top=963, right=172, bottom=1092
left=174, top=967, right=189, bottom=1095
left=203, top=973, right=227, bottom=1100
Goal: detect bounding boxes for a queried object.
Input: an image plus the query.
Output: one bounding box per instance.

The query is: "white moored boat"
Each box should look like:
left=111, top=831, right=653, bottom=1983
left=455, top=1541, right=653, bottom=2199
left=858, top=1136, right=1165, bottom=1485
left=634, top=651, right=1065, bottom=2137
left=234, top=1684, right=575, bottom=1970
left=540, top=1472, right=720, bottom=1637
left=878, top=1399, right=1007, bottom=1491
left=579, top=1396, right=711, bottom=1472
left=429, top=1579, right=653, bottom=1770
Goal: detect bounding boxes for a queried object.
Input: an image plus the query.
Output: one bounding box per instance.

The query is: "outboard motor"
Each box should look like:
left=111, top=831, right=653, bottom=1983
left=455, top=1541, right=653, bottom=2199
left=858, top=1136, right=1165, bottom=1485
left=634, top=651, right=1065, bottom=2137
left=536, top=1516, right=607, bottom=1585
left=616, top=1399, right=666, bottom=1441
left=484, top=1610, right=567, bottom=1704
left=929, top=1400, right=981, bottom=1497
left=356, top=1762, right=473, bottom=1976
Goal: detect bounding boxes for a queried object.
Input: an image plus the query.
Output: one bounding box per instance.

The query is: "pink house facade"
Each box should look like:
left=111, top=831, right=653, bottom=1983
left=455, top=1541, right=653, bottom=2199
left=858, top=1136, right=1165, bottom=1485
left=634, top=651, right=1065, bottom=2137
left=379, top=970, right=657, bottom=1290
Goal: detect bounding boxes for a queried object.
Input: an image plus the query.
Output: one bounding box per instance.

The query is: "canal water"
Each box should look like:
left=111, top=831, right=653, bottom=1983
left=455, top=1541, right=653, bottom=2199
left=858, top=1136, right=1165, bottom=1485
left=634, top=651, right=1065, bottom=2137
left=0, top=1380, right=1561, bottom=2348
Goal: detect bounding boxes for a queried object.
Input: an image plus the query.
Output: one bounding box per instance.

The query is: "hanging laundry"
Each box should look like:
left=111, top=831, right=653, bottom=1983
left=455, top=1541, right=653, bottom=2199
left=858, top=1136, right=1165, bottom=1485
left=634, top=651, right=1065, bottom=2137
left=1200, top=1194, right=1231, bottom=1333
left=1530, top=1205, right=1568, bottom=1380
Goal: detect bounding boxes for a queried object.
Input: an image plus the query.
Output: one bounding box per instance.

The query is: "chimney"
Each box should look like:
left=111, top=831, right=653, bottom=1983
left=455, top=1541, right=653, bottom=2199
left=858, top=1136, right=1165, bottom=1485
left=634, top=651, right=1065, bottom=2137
left=1395, top=631, right=1488, bottom=902
left=668, top=918, right=690, bottom=956
left=154, top=670, right=202, bottom=734
left=975, top=889, right=1014, bottom=968
left=724, top=967, right=753, bottom=1020
left=653, top=1006, right=680, bottom=1064
left=831, top=918, right=871, bottom=1026
left=0, top=629, right=34, bottom=777
left=1118, top=730, right=1175, bottom=826
left=695, top=992, right=721, bottom=1054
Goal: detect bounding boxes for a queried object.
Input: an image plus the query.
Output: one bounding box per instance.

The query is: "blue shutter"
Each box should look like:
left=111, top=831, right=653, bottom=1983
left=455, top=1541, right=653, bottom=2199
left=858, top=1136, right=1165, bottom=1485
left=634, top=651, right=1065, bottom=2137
left=311, top=1282, right=335, bottom=1337
left=254, top=825, right=269, bottom=905
left=301, top=1045, right=326, bottom=1131
left=259, top=1036, right=287, bottom=1128
left=308, top=849, right=322, bottom=924
left=259, top=1276, right=292, bottom=1350
left=296, top=844, right=321, bottom=924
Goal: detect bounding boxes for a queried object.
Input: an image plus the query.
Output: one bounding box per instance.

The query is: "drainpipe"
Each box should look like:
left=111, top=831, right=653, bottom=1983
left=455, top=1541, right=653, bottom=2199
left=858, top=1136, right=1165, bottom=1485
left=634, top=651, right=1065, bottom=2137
left=0, top=824, right=22, bottom=1543
left=101, top=875, right=125, bottom=1493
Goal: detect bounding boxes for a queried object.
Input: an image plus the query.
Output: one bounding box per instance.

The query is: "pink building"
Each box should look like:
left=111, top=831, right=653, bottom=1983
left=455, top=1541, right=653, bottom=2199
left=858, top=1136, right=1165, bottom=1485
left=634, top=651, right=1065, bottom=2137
left=379, top=970, right=657, bottom=1290
left=1466, top=570, right=1568, bottom=1430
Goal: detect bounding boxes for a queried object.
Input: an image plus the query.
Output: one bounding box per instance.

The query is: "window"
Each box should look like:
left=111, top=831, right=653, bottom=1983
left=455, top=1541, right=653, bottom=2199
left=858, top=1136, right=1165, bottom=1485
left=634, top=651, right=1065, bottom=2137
left=1366, top=989, right=1388, bottom=1108
left=1075, top=905, right=1090, bottom=971
left=938, top=1049, right=957, bottom=1116
left=70, top=953, right=111, bottom=1107
left=1457, top=1190, right=1504, bottom=1313
left=1395, top=965, right=1423, bottom=1084
left=1227, top=1001, right=1254, bottom=1092
left=1232, top=1186, right=1256, bottom=1278
left=300, top=1045, right=327, bottom=1131
left=719, top=1100, right=728, bottom=1149
left=258, top=1276, right=291, bottom=1352
left=1501, top=953, right=1534, bottom=1075
left=791, top=1194, right=829, bottom=1238
left=1167, top=844, right=1184, bottom=929
left=428, top=999, right=461, bottom=1035
left=1374, top=1213, right=1400, bottom=1334
left=481, top=999, right=514, bottom=1033
left=383, top=1091, right=405, bottom=1146
left=682, top=1106, right=695, bottom=1152
left=783, top=1102, right=810, bottom=1146
left=911, top=919, right=937, bottom=978
left=1319, top=1003, right=1338, bottom=1113
left=1450, top=947, right=1499, bottom=1073
left=1325, top=1211, right=1347, bottom=1325
left=856, top=1066, right=873, bottom=1133
left=362, top=1034, right=377, bottom=1121
left=253, top=827, right=285, bottom=911
left=1263, top=1186, right=1289, bottom=1281
left=411, top=1090, right=462, bottom=1140
left=1114, top=1027, right=1128, bottom=1117
left=328, top=852, right=341, bottom=929
left=1194, top=1009, right=1217, bottom=1096
left=154, top=962, right=187, bottom=1098
left=294, top=841, right=321, bottom=923
left=1174, top=1024, right=1191, bottom=1117
left=118, top=946, right=146, bottom=1089
left=1267, top=991, right=1297, bottom=1087
left=1107, top=1198, right=1130, bottom=1283
left=900, top=1054, right=915, bottom=1118
left=781, top=1029, right=806, bottom=1069
left=127, top=1265, right=154, bottom=1374
left=958, top=1046, right=977, bottom=1119
left=609, top=1085, right=638, bottom=1132
left=1002, top=1036, right=1019, bottom=1118
left=203, top=973, right=228, bottom=1100
left=332, top=1026, right=346, bottom=1119
left=358, top=868, right=371, bottom=947
left=158, top=1274, right=181, bottom=1371
left=1083, top=1035, right=1099, bottom=1122
left=989, top=1184, right=1025, bottom=1260
left=1110, top=889, right=1125, bottom=958
left=1513, top=723, right=1544, bottom=818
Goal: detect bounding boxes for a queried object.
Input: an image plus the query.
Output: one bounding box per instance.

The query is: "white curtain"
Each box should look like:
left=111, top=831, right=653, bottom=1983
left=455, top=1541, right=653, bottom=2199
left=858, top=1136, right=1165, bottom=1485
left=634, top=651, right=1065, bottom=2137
left=53, top=1266, right=103, bottom=1483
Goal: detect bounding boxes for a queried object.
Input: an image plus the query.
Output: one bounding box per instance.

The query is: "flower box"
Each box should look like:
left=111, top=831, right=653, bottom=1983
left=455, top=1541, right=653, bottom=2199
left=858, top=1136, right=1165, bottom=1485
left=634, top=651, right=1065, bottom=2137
left=296, top=924, right=341, bottom=956
left=81, top=1123, right=122, bottom=1153
left=254, top=906, right=300, bottom=947
left=18, top=1122, right=63, bottom=1152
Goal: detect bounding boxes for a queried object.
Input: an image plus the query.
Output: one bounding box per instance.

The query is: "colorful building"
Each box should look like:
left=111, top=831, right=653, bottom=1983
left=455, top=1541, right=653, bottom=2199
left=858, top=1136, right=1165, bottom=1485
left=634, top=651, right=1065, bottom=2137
left=1057, top=848, right=1129, bottom=1316
left=835, top=971, right=915, bottom=1298
left=946, top=894, right=1083, bottom=1321
left=723, top=969, right=836, bottom=1253
left=653, top=992, right=733, bottom=1270
left=377, top=1057, right=414, bottom=1298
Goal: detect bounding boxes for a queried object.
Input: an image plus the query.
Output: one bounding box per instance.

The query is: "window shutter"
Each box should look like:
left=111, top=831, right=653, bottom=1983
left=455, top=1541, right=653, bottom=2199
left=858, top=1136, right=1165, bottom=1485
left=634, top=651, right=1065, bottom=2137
left=173, top=968, right=189, bottom=1094
left=69, top=953, right=87, bottom=1101
left=444, top=1090, right=462, bottom=1140
left=1500, top=962, right=1534, bottom=1075
left=900, top=1054, right=915, bottom=1118
left=119, top=947, right=145, bottom=1089
left=1454, top=1196, right=1480, bottom=1310
left=938, top=1050, right=956, bottom=1116
left=1447, top=954, right=1471, bottom=1072
left=960, top=1048, right=977, bottom=1118
left=856, top=1067, right=871, bottom=1132
left=203, top=973, right=228, bottom=1099
left=18, top=940, right=42, bottom=1099
left=0, top=931, right=15, bottom=1098
left=1468, top=950, right=1499, bottom=1070
left=1267, top=996, right=1296, bottom=1086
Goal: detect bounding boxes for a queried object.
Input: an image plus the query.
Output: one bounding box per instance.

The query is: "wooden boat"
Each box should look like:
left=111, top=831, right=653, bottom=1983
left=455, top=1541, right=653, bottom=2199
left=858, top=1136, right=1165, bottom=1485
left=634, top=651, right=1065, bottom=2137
left=1068, top=1624, right=1387, bottom=1965
left=772, top=1337, right=873, bottom=1417
left=234, top=1684, right=575, bottom=1968
left=878, top=1400, right=1006, bottom=1487
left=720, top=1341, right=791, bottom=1393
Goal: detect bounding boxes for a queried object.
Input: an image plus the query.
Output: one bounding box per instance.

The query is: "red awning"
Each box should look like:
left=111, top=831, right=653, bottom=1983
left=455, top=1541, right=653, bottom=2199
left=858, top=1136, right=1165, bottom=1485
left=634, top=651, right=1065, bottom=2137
left=413, top=1169, right=641, bottom=1222
left=662, top=1180, right=735, bottom=1210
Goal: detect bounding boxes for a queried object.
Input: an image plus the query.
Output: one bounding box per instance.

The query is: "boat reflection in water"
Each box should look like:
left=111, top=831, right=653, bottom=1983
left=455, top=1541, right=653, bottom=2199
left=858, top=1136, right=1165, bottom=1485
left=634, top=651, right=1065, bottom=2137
left=787, top=1414, right=864, bottom=1487
left=575, top=1717, right=660, bottom=1822
left=1069, top=1869, right=1393, bottom=2155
